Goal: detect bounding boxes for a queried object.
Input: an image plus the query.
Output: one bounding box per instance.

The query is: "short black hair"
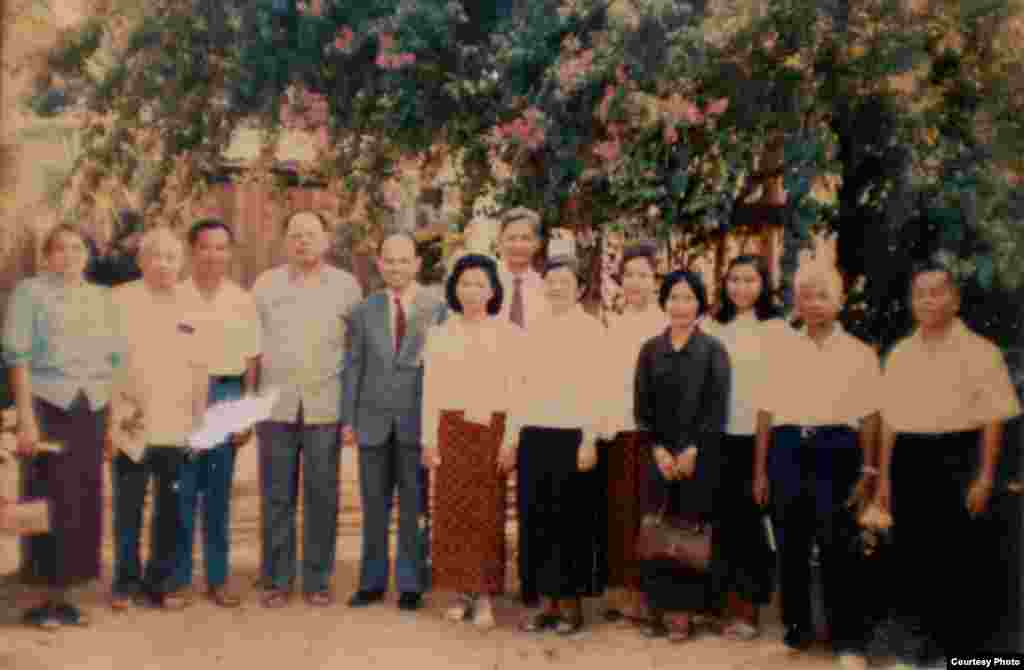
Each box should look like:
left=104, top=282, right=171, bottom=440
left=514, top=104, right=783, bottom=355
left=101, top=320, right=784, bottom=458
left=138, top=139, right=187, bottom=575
left=499, top=207, right=542, bottom=238
left=659, top=269, right=708, bottom=315
left=715, top=254, right=782, bottom=323
left=619, top=241, right=658, bottom=277
left=910, top=259, right=960, bottom=293
left=446, top=253, right=503, bottom=315
left=188, top=218, right=235, bottom=246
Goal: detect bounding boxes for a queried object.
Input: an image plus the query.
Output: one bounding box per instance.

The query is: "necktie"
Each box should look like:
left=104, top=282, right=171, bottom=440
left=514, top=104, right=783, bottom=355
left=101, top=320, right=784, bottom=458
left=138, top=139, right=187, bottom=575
left=394, top=293, right=406, bottom=354
left=510, top=276, right=525, bottom=327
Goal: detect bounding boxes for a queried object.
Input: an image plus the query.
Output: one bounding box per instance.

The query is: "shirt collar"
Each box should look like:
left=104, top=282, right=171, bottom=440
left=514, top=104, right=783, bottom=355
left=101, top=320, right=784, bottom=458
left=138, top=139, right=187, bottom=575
left=733, top=311, right=759, bottom=327
left=911, top=317, right=967, bottom=350
left=389, top=282, right=419, bottom=306
left=798, top=320, right=843, bottom=347
left=287, top=262, right=326, bottom=285
left=501, top=262, right=541, bottom=285
left=657, top=326, right=702, bottom=357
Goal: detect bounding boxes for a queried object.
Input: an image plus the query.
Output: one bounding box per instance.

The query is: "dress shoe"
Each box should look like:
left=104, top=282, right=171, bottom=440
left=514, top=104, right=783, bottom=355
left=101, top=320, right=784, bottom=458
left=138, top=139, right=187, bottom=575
left=347, top=589, right=386, bottom=608
left=398, top=592, right=422, bottom=611
left=783, top=624, right=814, bottom=651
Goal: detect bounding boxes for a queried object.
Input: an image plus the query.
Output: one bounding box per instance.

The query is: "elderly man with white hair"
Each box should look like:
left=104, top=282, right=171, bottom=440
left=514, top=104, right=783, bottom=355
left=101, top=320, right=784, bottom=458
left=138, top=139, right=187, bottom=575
left=252, top=210, right=362, bottom=609
left=752, top=262, right=881, bottom=670
left=108, top=227, right=210, bottom=611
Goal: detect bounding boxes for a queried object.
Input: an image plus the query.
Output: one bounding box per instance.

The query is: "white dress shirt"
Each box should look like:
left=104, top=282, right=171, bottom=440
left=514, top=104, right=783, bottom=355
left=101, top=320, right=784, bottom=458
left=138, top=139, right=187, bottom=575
left=386, top=282, right=419, bottom=353
left=497, top=262, right=547, bottom=329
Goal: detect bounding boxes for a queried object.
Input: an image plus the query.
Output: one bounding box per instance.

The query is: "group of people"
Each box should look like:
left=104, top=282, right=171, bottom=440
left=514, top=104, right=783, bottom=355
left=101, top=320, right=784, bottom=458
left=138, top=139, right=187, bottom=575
left=1, top=204, right=1019, bottom=670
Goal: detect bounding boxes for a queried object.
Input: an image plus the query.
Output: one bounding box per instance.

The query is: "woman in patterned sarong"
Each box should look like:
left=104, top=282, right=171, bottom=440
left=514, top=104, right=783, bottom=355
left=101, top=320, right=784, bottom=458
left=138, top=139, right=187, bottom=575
left=422, top=253, right=525, bottom=630
left=602, top=242, right=666, bottom=623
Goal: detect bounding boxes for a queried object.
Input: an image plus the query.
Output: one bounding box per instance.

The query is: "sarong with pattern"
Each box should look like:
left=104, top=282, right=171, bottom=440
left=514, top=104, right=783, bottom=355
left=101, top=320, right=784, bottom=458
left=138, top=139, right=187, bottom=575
left=432, top=410, right=507, bottom=595
left=605, top=430, right=652, bottom=590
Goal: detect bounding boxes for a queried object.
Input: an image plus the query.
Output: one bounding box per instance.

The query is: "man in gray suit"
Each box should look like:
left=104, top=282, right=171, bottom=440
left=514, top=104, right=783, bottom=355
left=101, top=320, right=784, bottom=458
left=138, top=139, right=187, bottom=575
left=342, top=232, right=446, bottom=611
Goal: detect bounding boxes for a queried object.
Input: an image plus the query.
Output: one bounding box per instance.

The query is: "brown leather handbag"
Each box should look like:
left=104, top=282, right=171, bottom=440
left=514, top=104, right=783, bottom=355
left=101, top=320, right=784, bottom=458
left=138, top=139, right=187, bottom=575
left=635, top=506, right=712, bottom=572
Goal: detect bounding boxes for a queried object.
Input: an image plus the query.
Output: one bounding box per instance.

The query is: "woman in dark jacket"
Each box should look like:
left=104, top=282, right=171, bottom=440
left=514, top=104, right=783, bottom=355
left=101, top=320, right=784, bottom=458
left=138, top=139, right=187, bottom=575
left=634, top=270, right=730, bottom=642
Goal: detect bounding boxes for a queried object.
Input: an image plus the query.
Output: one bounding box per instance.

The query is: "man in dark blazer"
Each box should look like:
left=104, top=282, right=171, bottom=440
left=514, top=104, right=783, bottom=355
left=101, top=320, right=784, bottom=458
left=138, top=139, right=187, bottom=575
left=342, top=232, right=446, bottom=611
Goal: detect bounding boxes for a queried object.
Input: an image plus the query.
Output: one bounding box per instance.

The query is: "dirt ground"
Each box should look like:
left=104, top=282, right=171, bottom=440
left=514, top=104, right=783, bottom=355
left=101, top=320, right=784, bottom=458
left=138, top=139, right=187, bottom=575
left=0, top=445, right=887, bottom=670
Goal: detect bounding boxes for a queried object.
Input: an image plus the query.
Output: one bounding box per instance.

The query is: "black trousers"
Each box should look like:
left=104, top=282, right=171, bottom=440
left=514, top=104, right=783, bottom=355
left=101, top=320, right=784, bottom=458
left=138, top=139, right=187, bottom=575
left=769, top=425, right=867, bottom=653
left=519, top=426, right=595, bottom=600
left=891, top=430, right=994, bottom=656
left=112, top=448, right=185, bottom=598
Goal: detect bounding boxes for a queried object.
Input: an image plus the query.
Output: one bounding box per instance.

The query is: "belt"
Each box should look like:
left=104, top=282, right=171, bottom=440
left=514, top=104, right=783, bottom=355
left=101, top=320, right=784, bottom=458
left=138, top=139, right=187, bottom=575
left=210, top=374, right=245, bottom=385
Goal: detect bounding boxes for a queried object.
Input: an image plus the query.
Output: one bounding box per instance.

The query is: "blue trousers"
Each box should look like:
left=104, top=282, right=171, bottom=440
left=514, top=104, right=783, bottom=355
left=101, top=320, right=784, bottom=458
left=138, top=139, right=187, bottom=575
left=769, top=425, right=867, bottom=654
left=172, top=377, right=242, bottom=590
left=357, top=431, right=424, bottom=594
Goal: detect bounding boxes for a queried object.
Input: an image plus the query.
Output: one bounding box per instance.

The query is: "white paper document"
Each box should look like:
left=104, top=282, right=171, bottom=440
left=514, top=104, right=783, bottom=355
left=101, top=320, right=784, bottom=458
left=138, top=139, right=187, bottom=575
left=188, top=388, right=280, bottom=451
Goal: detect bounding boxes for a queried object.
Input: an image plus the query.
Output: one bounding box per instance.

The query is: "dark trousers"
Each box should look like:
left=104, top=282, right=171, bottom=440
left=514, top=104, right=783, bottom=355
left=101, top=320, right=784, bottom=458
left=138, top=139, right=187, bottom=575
left=257, top=414, right=340, bottom=594
left=112, top=448, right=186, bottom=597
left=891, top=430, right=992, bottom=656
left=173, top=377, right=242, bottom=590
left=711, top=434, right=776, bottom=607
left=769, top=425, right=867, bottom=653
left=519, top=426, right=593, bottom=600
left=516, top=430, right=539, bottom=604
left=357, top=430, right=424, bottom=594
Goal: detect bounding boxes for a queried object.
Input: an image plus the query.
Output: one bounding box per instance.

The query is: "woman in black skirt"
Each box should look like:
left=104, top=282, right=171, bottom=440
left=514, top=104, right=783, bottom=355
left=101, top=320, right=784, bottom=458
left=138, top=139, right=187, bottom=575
left=514, top=253, right=609, bottom=636
left=702, top=255, right=785, bottom=639
left=3, top=224, right=119, bottom=628
left=634, top=270, right=730, bottom=642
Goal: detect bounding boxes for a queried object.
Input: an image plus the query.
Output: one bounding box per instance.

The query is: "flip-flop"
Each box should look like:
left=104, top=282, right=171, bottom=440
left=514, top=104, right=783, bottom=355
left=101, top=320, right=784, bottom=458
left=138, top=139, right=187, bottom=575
left=22, top=605, right=60, bottom=630
left=722, top=620, right=758, bottom=641
left=304, top=591, right=334, bottom=607
left=52, top=603, right=90, bottom=627
left=665, top=614, right=691, bottom=643
left=446, top=594, right=475, bottom=622
left=261, top=589, right=290, bottom=609
left=519, top=612, right=560, bottom=633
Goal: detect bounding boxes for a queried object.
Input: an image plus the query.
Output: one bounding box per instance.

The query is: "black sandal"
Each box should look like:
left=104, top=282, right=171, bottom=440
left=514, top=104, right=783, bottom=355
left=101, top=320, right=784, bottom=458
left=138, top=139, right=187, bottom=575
left=520, top=612, right=560, bottom=632
left=556, top=613, right=584, bottom=636
left=22, top=604, right=60, bottom=630
left=641, top=619, right=668, bottom=638
left=52, top=603, right=90, bottom=627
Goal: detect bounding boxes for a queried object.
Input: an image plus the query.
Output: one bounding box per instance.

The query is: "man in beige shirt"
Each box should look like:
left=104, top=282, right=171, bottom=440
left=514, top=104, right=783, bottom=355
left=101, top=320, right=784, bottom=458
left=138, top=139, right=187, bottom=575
left=252, top=211, right=362, bottom=608
left=753, top=262, right=881, bottom=670
left=108, top=227, right=209, bottom=611
left=875, top=262, right=1021, bottom=665
left=170, top=219, right=261, bottom=608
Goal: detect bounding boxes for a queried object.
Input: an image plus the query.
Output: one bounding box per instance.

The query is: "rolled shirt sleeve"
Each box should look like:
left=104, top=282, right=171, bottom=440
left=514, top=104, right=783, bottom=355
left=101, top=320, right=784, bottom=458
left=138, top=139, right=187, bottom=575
left=3, top=281, right=37, bottom=366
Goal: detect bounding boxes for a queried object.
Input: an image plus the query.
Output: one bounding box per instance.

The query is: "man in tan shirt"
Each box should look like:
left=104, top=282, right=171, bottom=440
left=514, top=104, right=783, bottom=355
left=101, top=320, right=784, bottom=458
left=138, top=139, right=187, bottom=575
left=876, top=262, right=1021, bottom=664
left=108, top=228, right=209, bottom=611
left=753, top=262, right=881, bottom=670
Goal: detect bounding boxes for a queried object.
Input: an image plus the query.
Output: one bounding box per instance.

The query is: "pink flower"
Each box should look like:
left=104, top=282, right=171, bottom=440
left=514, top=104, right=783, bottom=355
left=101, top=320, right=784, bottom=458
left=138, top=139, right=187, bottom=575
left=315, top=127, right=330, bottom=150
left=682, top=102, right=703, bottom=125
left=705, top=97, right=729, bottom=116
left=607, top=121, right=627, bottom=139
left=762, top=31, right=779, bottom=51
left=593, top=140, right=621, bottom=163
left=399, top=52, right=416, bottom=66
left=598, top=84, right=616, bottom=121
left=615, top=63, right=628, bottom=84
left=333, top=26, right=354, bottom=51
left=663, top=124, right=679, bottom=145
left=379, top=32, right=395, bottom=50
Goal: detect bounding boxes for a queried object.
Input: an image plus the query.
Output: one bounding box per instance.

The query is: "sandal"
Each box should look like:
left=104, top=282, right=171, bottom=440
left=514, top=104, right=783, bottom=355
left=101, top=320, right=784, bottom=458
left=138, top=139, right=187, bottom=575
left=446, top=594, right=475, bottom=622
left=665, top=614, right=691, bottom=643
left=110, top=593, right=132, bottom=611
left=161, top=592, right=190, bottom=610
left=722, top=620, right=759, bottom=641
left=641, top=619, right=667, bottom=638
left=52, top=603, right=90, bottom=627
left=208, top=587, right=242, bottom=608
left=261, top=589, right=290, bottom=609
left=304, top=590, right=334, bottom=607
left=520, top=611, right=560, bottom=632
left=472, top=599, right=496, bottom=631
left=555, top=613, right=584, bottom=637
left=22, top=604, right=60, bottom=630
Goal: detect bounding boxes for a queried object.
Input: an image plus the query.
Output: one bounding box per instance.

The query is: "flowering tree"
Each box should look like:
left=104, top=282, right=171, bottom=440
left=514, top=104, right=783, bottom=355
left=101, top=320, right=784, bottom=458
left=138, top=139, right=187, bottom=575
left=23, top=0, right=1024, bottom=347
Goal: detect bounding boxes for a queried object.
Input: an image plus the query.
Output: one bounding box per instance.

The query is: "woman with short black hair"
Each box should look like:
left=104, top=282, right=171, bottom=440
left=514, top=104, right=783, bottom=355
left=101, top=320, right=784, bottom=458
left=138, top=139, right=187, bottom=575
left=634, top=270, right=730, bottom=642
left=421, top=253, right=523, bottom=629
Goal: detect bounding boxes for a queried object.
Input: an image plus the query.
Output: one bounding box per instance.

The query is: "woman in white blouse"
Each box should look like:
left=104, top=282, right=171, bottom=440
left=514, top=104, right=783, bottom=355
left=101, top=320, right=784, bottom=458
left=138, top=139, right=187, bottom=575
left=602, top=242, right=667, bottom=623
left=421, top=254, right=524, bottom=630
left=702, top=254, right=787, bottom=640
left=515, top=254, right=607, bottom=636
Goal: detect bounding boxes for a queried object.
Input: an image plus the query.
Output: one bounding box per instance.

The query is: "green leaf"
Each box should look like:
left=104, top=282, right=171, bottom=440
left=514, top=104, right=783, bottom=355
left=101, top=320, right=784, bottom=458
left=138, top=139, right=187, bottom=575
left=975, top=254, right=995, bottom=289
